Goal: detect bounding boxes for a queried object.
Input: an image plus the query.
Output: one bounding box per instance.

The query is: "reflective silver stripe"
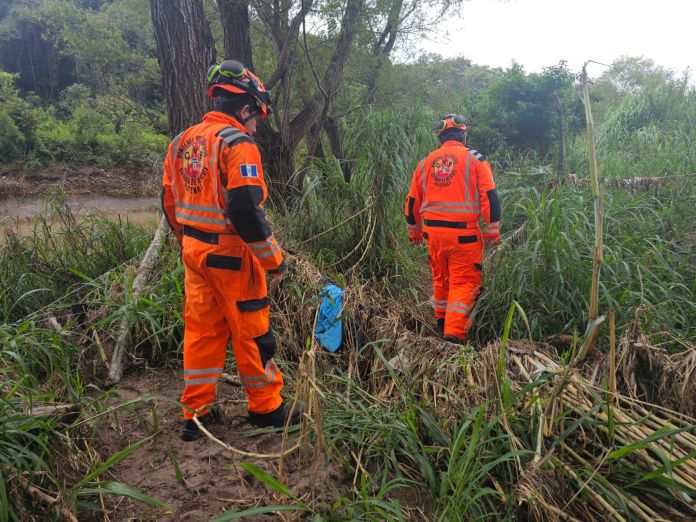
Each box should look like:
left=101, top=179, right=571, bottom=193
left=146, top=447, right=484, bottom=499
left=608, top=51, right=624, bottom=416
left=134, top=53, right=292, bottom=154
left=184, top=377, right=219, bottom=386
left=249, top=236, right=277, bottom=250
left=184, top=367, right=224, bottom=375
left=219, top=127, right=240, bottom=138
left=241, top=367, right=279, bottom=388
left=170, top=132, right=183, bottom=200
left=421, top=203, right=479, bottom=214
left=170, top=133, right=182, bottom=169
left=447, top=305, right=471, bottom=314
left=422, top=201, right=480, bottom=208
left=211, top=138, right=220, bottom=202
left=406, top=224, right=422, bottom=231
left=446, top=308, right=469, bottom=316
left=240, top=360, right=275, bottom=381
left=175, top=201, right=225, bottom=214
left=449, top=301, right=472, bottom=310
left=210, top=136, right=218, bottom=168
left=222, top=130, right=245, bottom=146
left=464, top=152, right=471, bottom=202
left=240, top=361, right=278, bottom=386
left=175, top=210, right=228, bottom=225
left=420, top=160, right=426, bottom=195
left=254, top=243, right=281, bottom=258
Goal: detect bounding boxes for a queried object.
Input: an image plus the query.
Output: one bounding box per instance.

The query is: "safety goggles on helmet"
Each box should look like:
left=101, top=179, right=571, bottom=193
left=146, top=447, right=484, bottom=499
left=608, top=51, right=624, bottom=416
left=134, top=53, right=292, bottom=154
left=207, top=59, right=272, bottom=118
left=433, top=114, right=467, bottom=135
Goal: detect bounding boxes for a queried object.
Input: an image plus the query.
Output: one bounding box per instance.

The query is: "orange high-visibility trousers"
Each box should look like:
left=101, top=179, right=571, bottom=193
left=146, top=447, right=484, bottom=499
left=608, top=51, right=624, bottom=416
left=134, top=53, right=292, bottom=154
left=425, top=225, right=483, bottom=340
left=180, top=232, right=283, bottom=420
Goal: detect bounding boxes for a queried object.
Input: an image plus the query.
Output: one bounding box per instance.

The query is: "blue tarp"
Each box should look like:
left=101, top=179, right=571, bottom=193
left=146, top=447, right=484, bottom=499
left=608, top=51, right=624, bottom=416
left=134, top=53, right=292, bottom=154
left=314, top=283, right=344, bottom=352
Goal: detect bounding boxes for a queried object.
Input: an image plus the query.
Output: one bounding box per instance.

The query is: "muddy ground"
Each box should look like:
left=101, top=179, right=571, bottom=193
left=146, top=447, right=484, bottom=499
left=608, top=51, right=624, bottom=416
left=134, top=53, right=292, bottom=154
left=0, top=165, right=161, bottom=201
left=97, top=369, right=345, bottom=521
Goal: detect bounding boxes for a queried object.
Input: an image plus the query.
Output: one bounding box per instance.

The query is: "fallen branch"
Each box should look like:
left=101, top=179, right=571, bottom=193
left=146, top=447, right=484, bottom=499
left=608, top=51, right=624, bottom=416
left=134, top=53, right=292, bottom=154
left=29, top=403, right=80, bottom=420
left=17, top=475, right=78, bottom=522
left=107, top=216, right=169, bottom=385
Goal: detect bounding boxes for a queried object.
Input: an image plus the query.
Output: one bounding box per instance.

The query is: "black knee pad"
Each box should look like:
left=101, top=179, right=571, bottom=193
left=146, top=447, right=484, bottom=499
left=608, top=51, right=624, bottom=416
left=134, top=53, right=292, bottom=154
left=254, top=330, right=276, bottom=366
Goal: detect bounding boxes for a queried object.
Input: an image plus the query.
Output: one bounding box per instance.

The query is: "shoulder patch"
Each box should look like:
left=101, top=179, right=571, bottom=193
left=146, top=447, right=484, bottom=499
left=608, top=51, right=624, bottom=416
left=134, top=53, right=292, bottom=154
left=469, top=149, right=486, bottom=162
left=240, top=164, right=259, bottom=178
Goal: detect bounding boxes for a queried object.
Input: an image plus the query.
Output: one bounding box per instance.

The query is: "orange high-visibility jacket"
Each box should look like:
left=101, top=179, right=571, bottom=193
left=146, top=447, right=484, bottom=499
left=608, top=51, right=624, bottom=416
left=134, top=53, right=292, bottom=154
left=405, top=141, right=501, bottom=237
left=161, top=111, right=284, bottom=273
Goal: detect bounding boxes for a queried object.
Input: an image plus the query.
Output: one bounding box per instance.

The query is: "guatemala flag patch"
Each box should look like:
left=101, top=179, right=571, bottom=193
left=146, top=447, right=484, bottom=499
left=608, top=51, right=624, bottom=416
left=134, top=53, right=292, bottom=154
left=240, top=164, right=259, bottom=178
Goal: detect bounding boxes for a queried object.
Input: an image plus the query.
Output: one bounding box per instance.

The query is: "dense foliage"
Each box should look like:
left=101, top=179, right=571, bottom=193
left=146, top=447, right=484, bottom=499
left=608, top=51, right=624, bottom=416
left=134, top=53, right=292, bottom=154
left=2, top=0, right=692, bottom=174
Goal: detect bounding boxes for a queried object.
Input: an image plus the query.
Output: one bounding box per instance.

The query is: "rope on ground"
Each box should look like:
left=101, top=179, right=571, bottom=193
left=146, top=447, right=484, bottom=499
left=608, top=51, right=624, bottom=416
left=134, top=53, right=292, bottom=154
left=193, top=415, right=301, bottom=460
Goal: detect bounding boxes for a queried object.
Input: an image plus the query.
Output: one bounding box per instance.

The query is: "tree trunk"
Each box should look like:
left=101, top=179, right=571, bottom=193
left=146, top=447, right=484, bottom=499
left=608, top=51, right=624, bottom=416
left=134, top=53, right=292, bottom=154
left=150, top=0, right=216, bottom=135
left=365, top=0, right=403, bottom=103
left=284, top=0, right=366, bottom=195
left=324, top=117, right=352, bottom=182
left=218, top=0, right=254, bottom=68
left=257, top=124, right=298, bottom=202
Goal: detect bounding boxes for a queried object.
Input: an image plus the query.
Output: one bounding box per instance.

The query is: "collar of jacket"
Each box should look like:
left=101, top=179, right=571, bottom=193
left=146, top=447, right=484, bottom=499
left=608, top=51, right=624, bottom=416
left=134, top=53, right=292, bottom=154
left=441, top=140, right=466, bottom=148
left=203, top=111, right=249, bottom=134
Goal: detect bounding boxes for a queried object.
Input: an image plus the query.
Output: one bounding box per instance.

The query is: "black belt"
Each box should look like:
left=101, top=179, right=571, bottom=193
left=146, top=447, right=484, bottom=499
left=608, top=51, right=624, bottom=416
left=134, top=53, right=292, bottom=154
left=183, top=225, right=236, bottom=245
left=423, top=219, right=470, bottom=229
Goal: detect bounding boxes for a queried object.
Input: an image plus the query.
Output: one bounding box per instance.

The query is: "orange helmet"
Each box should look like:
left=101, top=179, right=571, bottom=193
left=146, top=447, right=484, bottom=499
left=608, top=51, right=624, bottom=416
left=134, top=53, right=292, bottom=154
left=433, top=114, right=467, bottom=135
left=206, top=60, right=272, bottom=118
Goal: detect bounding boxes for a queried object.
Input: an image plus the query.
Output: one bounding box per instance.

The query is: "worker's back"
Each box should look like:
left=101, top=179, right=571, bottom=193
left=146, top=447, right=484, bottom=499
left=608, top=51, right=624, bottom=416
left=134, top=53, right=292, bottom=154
left=164, top=113, right=255, bottom=235
left=417, top=140, right=490, bottom=225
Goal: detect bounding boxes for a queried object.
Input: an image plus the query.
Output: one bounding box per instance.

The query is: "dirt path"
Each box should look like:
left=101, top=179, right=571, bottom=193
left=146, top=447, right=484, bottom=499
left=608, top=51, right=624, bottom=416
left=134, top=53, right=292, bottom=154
left=97, top=369, right=342, bottom=521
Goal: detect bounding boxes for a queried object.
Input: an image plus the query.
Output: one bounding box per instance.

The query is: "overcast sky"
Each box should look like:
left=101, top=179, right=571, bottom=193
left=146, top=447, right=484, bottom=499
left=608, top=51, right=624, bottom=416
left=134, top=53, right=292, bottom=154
left=420, top=0, right=695, bottom=78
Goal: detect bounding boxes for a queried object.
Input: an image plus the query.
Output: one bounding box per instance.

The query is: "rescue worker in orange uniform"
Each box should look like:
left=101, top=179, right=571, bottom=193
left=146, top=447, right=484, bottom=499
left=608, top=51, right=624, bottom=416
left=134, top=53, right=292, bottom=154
left=161, top=60, right=301, bottom=441
left=405, top=114, right=501, bottom=344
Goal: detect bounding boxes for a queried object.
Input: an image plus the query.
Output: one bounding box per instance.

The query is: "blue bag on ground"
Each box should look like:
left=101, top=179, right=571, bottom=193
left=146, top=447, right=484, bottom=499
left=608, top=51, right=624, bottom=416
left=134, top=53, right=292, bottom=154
left=314, top=283, right=344, bottom=352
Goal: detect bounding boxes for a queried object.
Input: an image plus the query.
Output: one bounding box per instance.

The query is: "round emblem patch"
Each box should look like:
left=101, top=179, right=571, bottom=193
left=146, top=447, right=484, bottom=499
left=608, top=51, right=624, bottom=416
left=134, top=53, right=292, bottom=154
left=177, top=136, right=209, bottom=193
left=430, top=154, right=457, bottom=187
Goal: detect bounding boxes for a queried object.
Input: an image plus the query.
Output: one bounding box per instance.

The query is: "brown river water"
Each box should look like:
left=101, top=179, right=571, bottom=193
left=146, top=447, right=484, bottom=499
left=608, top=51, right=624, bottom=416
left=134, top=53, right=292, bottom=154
left=0, top=195, right=161, bottom=235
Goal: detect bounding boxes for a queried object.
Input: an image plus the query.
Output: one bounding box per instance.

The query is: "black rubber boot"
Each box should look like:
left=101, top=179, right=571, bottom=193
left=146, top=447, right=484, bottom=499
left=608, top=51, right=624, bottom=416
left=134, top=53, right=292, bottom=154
left=248, top=402, right=302, bottom=428
left=436, top=318, right=445, bottom=335
left=443, top=334, right=466, bottom=346
left=181, top=405, right=222, bottom=441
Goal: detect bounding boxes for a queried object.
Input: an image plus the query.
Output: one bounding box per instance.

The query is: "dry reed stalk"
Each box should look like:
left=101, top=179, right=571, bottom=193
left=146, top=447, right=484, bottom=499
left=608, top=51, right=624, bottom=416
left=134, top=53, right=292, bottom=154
left=279, top=301, right=325, bottom=493
left=608, top=310, right=617, bottom=409
left=573, top=62, right=605, bottom=367
left=617, top=319, right=696, bottom=417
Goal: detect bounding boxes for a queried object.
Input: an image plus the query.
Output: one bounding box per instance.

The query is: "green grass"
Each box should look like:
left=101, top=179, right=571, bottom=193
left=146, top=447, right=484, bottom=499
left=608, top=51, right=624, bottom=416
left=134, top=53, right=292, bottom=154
left=472, top=177, right=696, bottom=349
left=1, top=101, right=695, bottom=519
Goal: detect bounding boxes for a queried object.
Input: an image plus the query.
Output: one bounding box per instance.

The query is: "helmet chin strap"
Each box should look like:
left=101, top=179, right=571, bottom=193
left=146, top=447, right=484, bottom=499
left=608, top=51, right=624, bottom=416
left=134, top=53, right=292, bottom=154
left=242, top=108, right=260, bottom=124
